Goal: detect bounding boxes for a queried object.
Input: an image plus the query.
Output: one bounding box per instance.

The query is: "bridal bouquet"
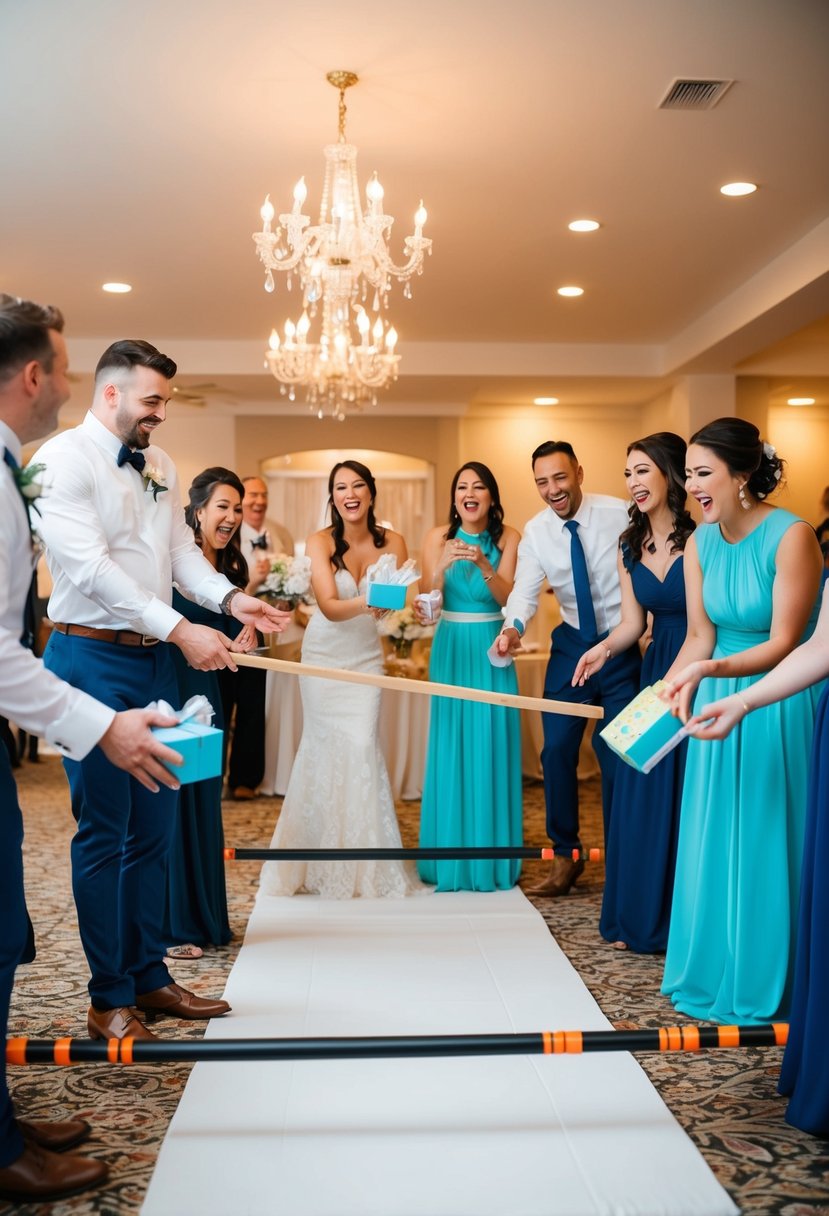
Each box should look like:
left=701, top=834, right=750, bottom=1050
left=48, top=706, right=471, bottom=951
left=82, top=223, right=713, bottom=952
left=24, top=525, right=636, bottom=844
left=258, top=553, right=314, bottom=608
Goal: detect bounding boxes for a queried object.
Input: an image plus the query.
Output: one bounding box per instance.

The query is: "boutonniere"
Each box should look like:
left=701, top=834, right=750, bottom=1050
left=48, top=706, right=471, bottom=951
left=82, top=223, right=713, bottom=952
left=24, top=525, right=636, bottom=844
left=13, top=461, right=46, bottom=533
left=142, top=465, right=169, bottom=502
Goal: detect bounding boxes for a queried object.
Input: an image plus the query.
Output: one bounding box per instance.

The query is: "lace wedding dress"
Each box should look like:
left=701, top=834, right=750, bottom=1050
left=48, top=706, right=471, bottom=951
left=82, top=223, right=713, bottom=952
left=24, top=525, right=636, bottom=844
left=260, top=569, right=425, bottom=899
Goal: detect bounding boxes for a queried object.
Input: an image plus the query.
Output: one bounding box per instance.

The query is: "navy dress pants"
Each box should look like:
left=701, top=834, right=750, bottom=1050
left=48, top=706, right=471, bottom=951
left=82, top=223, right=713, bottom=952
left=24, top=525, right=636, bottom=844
left=541, top=622, right=640, bottom=854
left=44, top=633, right=179, bottom=1009
left=0, top=747, right=29, bottom=1167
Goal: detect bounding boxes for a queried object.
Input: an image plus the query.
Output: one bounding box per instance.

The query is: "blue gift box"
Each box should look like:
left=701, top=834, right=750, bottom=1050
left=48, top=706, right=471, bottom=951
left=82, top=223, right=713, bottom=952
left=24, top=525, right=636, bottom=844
left=152, top=722, right=223, bottom=784
left=599, top=682, right=686, bottom=773
left=366, top=582, right=407, bottom=610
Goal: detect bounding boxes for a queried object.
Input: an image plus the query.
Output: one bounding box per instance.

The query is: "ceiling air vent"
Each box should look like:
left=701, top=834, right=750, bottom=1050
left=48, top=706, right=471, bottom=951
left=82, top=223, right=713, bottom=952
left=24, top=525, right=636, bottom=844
left=658, top=78, right=735, bottom=110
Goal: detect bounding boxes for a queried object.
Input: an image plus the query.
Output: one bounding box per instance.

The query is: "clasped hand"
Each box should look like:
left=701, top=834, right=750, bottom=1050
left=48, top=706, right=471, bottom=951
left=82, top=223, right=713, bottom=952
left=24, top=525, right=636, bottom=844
left=659, top=660, right=711, bottom=723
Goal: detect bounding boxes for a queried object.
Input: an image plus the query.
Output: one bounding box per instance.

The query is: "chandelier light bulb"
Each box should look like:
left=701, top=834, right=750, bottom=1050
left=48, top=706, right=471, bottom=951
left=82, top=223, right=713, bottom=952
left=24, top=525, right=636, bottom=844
left=268, top=328, right=280, bottom=351
left=296, top=311, right=311, bottom=341
left=356, top=309, right=370, bottom=337
left=293, top=178, right=308, bottom=208
left=284, top=319, right=296, bottom=341
left=334, top=331, right=348, bottom=356
left=372, top=316, right=384, bottom=343
left=415, top=202, right=427, bottom=230
left=366, top=172, right=384, bottom=204
left=385, top=326, right=398, bottom=351
left=260, top=196, right=275, bottom=225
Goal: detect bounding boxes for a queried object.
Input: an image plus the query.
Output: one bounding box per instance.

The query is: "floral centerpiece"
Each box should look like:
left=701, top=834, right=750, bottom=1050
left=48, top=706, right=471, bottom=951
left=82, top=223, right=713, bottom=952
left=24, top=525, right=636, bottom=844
left=258, top=553, right=314, bottom=609
left=378, top=604, right=434, bottom=660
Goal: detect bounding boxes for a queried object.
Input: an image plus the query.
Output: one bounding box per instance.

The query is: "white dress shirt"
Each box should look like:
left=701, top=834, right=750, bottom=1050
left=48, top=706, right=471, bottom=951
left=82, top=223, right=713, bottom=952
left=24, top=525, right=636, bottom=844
left=239, top=518, right=294, bottom=578
left=33, top=411, right=233, bottom=640
left=504, top=493, right=629, bottom=635
left=0, top=420, right=114, bottom=757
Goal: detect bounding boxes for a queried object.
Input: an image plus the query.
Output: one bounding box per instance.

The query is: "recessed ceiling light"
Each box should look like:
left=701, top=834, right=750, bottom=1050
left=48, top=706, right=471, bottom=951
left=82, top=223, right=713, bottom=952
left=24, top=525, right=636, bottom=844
left=557, top=285, right=584, bottom=298
left=568, top=219, right=600, bottom=232
left=534, top=397, right=559, bottom=406
left=720, top=182, right=757, bottom=197
left=787, top=397, right=815, bottom=406
left=102, top=282, right=132, bottom=293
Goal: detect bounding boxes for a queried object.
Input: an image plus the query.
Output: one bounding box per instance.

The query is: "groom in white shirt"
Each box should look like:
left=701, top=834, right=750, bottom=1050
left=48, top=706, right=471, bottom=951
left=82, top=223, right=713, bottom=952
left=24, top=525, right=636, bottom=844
left=34, top=339, right=290, bottom=1042
left=0, top=296, right=192, bottom=1202
left=496, top=440, right=640, bottom=896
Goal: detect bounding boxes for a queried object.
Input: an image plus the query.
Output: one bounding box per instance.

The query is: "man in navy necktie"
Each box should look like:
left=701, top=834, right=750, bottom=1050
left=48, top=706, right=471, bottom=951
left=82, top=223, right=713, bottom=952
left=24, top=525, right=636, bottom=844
left=496, top=441, right=641, bottom=897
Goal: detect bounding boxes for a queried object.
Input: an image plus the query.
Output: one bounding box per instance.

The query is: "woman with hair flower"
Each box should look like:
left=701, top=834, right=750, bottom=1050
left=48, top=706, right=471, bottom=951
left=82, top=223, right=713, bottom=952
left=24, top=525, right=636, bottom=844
left=661, top=419, right=823, bottom=1024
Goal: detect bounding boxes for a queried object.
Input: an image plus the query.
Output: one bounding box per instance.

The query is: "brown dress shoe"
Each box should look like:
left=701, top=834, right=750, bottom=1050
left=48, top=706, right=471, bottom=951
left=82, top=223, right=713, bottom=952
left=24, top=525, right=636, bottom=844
left=0, top=1140, right=107, bottom=1202
left=87, top=1004, right=157, bottom=1041
left=527, top=855, right=585, bottom=898
left=230, top=785, right=258, bottom=800
left=136, top=981, right=230, bottom=1020
left=19, top=1117, right=90, bottom=1153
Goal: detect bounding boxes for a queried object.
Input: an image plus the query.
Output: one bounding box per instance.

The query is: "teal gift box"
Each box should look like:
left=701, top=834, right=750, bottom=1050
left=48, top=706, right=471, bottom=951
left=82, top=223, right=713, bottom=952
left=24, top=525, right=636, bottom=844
left=152, top=722, right=223, bottom=784
left=366, top=582, right=407, bottom=610
left=599, top=681, right=686, bottom=773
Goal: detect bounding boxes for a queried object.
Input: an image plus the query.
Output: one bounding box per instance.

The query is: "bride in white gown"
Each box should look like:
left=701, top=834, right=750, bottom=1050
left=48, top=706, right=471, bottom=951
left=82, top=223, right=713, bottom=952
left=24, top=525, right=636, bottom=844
left=260, top=460, right=426, bottom=899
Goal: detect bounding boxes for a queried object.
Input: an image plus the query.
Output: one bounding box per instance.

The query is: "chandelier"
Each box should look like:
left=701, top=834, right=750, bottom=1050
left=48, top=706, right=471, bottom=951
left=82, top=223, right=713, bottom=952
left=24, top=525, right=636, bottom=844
left=253, top=70, right=432, bottom=419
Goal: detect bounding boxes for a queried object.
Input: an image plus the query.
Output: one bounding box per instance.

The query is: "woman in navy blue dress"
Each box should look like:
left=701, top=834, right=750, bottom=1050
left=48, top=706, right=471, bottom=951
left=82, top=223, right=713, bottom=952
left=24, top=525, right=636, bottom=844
left=689, top=581, right=829, bottom=1136
left=164, top=467, right=255, bottom=956
left=573, top=433, right=694, bottom=951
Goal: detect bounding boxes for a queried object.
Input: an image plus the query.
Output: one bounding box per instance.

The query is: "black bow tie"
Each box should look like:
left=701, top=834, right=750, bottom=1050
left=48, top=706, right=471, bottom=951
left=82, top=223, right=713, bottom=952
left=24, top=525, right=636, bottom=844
left=117, top=445, right=146, bottom=473
left=250, top=534, right=268, bottom=550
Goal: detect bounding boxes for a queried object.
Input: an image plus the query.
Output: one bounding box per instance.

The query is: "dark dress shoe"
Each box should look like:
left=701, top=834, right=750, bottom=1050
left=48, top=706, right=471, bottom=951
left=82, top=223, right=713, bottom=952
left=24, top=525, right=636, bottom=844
left=0, top=1140, right=108, bottom=1202
left=527, top=856, right=585, bottom=898
left=87, top=1004, right=157, bottom=1041
left=136, top=981, right=230, bottom=1020
left=19, top=1117, right=91, bottom=1152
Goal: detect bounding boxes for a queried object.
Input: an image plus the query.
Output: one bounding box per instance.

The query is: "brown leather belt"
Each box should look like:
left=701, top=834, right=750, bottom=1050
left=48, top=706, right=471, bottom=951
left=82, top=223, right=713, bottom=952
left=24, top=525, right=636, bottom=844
left=53, top=622, right=160, bottom=647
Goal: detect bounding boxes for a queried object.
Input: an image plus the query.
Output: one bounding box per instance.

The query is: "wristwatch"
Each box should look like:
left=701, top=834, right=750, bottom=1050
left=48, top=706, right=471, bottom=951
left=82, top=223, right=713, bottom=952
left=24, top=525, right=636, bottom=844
left=220, top=587, right=243, bottom=616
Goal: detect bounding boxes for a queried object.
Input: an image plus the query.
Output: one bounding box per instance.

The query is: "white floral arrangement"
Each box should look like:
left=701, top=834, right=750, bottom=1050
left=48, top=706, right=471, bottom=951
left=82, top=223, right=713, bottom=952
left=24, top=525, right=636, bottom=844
left=142, top=464, right=168, bottom=501
left=258, top=553, right=314, bottom=607
left=377, top=605, right=434, bottom=642
left=11, top=460, right=46, bottom=537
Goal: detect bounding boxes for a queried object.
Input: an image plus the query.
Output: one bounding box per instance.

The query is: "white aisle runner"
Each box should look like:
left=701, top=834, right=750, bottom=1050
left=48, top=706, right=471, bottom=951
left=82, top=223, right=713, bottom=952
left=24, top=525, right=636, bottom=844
left=143, top=889, right=737, bottom=1216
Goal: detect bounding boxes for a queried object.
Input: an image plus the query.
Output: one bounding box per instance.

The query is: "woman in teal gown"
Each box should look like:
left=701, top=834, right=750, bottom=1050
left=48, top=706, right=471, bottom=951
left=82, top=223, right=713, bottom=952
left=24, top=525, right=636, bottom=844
left=689, top=581, right=829, bottom=1137
left=573, top=433, right=694, bottom=952
left=417, top=463, right=522, bottom=891
left=164, top=468, right=254, bottom=953
left=662, top=419, right=823, bottom=1024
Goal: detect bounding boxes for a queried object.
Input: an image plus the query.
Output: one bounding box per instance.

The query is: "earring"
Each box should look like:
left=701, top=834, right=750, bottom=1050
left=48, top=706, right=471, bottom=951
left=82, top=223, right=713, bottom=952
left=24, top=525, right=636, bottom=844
left=738, top=483, right=751, bottom=511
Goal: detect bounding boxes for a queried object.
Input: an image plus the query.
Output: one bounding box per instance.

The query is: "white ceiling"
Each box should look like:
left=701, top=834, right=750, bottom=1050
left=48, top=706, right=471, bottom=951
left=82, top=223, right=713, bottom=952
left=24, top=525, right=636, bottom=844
left=2, top=0, right=828, bottom=416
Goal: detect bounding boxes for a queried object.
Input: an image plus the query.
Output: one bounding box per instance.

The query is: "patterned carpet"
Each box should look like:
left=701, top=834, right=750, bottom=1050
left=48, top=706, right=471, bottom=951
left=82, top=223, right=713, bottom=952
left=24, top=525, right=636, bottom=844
left=5, top=755, right=829, bottom=1216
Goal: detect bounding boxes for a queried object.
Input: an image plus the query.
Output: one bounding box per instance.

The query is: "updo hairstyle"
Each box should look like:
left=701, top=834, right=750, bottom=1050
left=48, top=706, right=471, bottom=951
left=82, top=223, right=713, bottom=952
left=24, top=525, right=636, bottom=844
left=689, top=417, right=784, bottom=500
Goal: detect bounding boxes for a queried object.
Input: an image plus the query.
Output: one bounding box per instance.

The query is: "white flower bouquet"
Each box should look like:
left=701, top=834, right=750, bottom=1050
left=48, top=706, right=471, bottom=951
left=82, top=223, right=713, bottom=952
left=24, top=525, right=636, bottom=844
left=378, top=605, right=434, bottom=643
left=258, top=553, right=314, bottom=607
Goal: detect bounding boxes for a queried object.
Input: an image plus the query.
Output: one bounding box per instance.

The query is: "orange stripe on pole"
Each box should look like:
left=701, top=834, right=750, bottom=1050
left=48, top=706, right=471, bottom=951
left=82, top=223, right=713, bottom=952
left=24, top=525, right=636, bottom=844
left=773, top=1023, right=789, bottom=1047
left=718, top=1026, right=740, bottom=1048
left=121, top=1037, right=134, bottom=1064
left=682, top=1026, right=701, bottom=1051
left=223, top=848, right=235, bottom=859
left=6, top=1038, right=27, bottom=1066
left=665, top=1027, right=682, bottom=1051
left=107, top=1038, right=120, bottom=1063
left=552, top=1031, right=566, bottom=1054
left=54, top=1038, right=72, bottom=1066
left=588, top=848, right=602, bottom=862
left=541, top=1031, right=553, bottom=1055
left=564, top=1030, right=583, bottom=1054
left=541, top=848, right=554, bottom=860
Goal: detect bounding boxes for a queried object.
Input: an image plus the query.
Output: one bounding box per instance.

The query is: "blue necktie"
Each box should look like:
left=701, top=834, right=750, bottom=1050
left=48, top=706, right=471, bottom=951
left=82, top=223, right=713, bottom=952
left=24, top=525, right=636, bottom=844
left=564, top=520, right=598, bottom=638
left=117, top=444, right=146, bottom=473
left=4, top=448, right=36, bottom=649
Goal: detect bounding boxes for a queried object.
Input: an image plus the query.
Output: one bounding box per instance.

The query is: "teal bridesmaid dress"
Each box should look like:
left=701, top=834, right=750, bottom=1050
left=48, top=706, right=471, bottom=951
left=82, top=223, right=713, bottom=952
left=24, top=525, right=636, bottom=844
left=418, top=528, right=523, bottom=891
left=662, top=510, right=823, bottom=1023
